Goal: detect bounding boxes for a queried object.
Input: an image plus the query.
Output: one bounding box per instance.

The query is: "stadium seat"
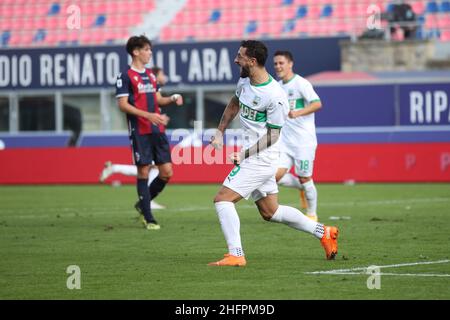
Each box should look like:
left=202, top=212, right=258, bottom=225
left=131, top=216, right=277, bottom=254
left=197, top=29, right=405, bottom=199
left=441, top=29, right=450, bottom=40
left=33, top=29, right=46, bottom=43
left=425, top=1, right=439, bottom=13
left=48, top=3, right=60, bottom=16
left=283, top=19, right=296, bottom=32
left=411, top=1, right=425, bottom=15
left=436, top=14, right=448, bottom=28
left=245, top=20, right=258, bottom=34
left=47, top=2, right=61, bottom=16
left=209, top=9, right=221, bottom=22
left=386, top=3, right=395, bottom=13
left=440, top=1, right=450, bottom=12
left=1, top=30, right=11, bottom=46
left=320, top=4, right=333, bottom=18
left=282, top=0, right=294, bottom=5
left=93, top=15, right=106, bottom=27
left=428, top=28, right=441, bottom=38
left=296, top=5, right=308, bottom=19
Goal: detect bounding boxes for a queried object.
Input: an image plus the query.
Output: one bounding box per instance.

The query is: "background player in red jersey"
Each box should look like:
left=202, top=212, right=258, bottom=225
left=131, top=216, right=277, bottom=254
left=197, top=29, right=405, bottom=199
left=116, top=35, right=183, bottom=230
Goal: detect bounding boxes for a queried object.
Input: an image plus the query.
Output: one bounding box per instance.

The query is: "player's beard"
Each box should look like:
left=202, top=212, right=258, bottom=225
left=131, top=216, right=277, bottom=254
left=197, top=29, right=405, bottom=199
left=240, top=65, right=250, bottom=78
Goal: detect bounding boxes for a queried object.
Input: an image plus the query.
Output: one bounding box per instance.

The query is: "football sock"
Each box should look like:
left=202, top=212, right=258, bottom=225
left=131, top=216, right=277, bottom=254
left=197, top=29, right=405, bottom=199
left=148, top=167, right=159, bottom=185
left=111, top=164, right=137, bottom=176
left=215, top=201, right=244, bottom=257
left=137, top=178, right=155, bottom=223
left=148, top=177, right=167, bottom=200
left=278, top=173, right=304, bottom=190
left=302, top=180, right=317, bottom=216
left=270, top=205, right=324, bottom=239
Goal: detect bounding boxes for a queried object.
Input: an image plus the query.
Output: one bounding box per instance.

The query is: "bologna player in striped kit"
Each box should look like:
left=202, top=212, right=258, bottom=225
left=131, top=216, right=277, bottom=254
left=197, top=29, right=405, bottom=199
left=115, top=35, right=183, bottom=230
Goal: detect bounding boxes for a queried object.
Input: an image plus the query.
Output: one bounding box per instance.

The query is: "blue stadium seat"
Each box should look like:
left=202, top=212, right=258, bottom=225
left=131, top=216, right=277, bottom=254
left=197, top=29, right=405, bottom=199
left=386, top=3, right=395, bottom=12
left=428, top=28, right=441, bottom=38
left=33, top=29, right=46, bottom=42
left=245, top=21, right=257, bottom=34
left=282, top=0, right=294, bottom=5
left=209, top=9, right=221, bottom=23
left=93, top=15, right=106, bottom=27
left=1, top=31, right=11, bottom=46
left=415, top=26, right=425, bottom=39
left=48, top=3, right=60, bottom=16
left=320, top=4, right=333, bottom=18
left=440, top=1, right=450, bottom=12
left=296, top=6, right=308, bottom=19
left=282, top=19, right=296, bottom=32
left=418, top=15, right=426, bottom=25
left=426, top=1, right=439, bottom=13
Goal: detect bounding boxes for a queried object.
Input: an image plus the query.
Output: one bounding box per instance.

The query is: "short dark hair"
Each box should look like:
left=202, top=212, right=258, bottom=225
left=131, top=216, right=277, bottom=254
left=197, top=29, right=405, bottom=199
left=240, top=40, right=268, bottom=66
left=274, top=50, right=294, bottom=62
left=126, top=35, right=152, bottom=56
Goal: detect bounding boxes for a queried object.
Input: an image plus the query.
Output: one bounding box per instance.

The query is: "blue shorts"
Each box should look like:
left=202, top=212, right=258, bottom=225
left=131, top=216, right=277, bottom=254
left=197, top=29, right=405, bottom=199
left=130, top=133, right=171, bottom=166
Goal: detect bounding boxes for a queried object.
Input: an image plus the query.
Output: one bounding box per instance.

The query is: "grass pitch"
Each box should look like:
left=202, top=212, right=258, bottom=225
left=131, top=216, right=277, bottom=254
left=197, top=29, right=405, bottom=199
left=0, top=183, right=449, bottom=299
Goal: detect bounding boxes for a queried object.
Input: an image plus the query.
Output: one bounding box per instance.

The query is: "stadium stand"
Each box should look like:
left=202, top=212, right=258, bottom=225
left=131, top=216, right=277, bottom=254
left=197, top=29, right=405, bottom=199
left=0, top=0, right=449, bottom=47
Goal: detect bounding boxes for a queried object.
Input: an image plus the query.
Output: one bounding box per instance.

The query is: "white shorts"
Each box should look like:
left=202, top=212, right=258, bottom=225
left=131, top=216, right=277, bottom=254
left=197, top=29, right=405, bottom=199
left=223, top=158, right=278, bottom=202
left=279, top=145, right=316, bottom=177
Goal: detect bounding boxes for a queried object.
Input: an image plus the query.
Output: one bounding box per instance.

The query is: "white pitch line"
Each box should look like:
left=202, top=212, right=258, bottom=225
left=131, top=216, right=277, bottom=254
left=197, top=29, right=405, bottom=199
left=313, top=272, right=450, bottom=277
left=305, top=259, right=450, bottom=276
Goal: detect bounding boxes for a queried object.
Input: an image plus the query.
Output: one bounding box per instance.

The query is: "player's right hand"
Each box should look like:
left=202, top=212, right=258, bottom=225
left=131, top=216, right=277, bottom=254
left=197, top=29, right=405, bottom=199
left=210, top=130, right=223, bottom=150
left=147, top=113, right=170, bottom=126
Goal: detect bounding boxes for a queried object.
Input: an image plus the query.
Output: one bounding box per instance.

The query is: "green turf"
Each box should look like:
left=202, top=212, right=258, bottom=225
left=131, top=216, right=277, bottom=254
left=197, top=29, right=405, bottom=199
left=0, top=183, right=449, bottom=299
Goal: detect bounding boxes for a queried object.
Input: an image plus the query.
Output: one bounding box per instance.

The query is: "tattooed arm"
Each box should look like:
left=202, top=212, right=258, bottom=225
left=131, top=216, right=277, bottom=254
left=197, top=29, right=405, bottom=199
left=230, top=127, right=281, bottom=165
left=211, top=95, right=240, bottom=149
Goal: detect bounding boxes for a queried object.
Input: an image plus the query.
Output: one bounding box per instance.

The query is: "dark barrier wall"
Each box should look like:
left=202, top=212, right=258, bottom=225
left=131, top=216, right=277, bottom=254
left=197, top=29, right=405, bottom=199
left=399, top=83, right=450, bottom=126
left=315, top=82, right=450, bottom=127
left=316, top=85, right=396, bottom=127
left=0, top=37, right=345, bottom=90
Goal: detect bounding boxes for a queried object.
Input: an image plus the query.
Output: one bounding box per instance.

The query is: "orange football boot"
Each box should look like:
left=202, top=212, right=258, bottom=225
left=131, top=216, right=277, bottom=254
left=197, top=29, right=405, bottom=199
left=320, top=226, right=339, bottom=260
left=208, top=254, right=247, bottom=267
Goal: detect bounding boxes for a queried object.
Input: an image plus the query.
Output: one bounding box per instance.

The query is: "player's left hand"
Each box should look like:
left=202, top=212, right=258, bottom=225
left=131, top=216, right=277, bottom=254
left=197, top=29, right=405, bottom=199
left=288, top=110, right=300, bottom=118
left=171, top=94, right=183, bottom=106
left=210, top=130, right=224, bottom=150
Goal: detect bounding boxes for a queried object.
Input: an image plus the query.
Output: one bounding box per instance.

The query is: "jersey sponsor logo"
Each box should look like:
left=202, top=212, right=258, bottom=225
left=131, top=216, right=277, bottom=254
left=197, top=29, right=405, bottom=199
left=137, top=82, right=156, bottom=94
left=240, top=102, right=267, bottom=122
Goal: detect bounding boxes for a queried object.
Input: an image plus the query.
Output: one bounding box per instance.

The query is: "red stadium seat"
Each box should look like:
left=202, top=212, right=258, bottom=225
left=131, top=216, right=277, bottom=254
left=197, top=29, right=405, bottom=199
left=2, top=0, right=446, bottom=45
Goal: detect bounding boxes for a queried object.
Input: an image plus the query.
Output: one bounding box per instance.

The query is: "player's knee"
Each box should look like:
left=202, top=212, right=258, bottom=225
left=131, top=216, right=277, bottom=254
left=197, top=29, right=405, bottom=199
left=256, top=206, right=275, bottom=221
left=159, top=169, right=173, bottom=181
left=260, top=210, right=274, bottom=221
left=299, top=176, right=311, bottom=184
left=213, top=194, right=223, bottom=203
